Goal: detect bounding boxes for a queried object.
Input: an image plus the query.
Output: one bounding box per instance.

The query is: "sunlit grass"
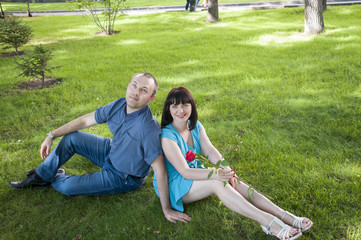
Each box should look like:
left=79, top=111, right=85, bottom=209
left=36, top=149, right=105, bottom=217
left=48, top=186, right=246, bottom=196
left=1, top=5, right=360, bottom=240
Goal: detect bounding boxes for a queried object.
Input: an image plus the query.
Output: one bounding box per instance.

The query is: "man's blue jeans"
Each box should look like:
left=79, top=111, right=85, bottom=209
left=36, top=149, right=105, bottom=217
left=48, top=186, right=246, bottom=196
left=36, top=131, right=144, bottom=196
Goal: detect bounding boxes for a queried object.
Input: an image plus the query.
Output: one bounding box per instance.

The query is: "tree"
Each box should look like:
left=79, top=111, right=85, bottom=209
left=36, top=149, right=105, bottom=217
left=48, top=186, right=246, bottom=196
left=304, top=0, right=324, bottom=34
left=0, top=2, right=5, bottom=19
left=0, top=17, right=32, bottom=55
left=26, top=0, right=33, bottom=17
left=207, top=0, right=219, bottom=23
left=17, top=45, right=54, bottom=88
left=72, top=0, right=127, bottom=35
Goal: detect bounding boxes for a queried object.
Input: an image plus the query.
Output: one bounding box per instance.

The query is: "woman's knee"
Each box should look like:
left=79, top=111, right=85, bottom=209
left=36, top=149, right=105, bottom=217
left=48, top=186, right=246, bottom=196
left=211, top=180, right=232, bottom=194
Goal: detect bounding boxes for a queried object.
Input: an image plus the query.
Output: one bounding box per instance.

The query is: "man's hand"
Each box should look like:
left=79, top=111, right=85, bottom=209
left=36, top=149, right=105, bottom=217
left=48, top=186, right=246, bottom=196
left=38, top=112, right=97, bottom=160
left=40, top=137, right=53, bottom=159
left=163, top=208, right=191, bottom=223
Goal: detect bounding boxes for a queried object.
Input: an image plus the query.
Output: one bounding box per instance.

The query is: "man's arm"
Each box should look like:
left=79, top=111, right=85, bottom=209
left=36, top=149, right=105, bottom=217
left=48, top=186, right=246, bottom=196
left=151, top=154, right=192, bottom=223
left=40, top=111, right=98, bottom=159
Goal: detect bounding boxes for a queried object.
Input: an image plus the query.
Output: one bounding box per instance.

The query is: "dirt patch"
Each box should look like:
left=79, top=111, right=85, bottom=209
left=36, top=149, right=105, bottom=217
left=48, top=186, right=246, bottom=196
left=18, top=78, right=62, bottom=90
left=96, top=30, right=120, bottom=36
left=1, top=51, right=25, bottom=58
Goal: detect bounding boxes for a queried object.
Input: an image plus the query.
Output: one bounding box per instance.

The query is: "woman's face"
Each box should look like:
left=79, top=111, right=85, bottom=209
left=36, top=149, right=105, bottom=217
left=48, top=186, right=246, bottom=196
left=169, top=102, right=192, bottom=123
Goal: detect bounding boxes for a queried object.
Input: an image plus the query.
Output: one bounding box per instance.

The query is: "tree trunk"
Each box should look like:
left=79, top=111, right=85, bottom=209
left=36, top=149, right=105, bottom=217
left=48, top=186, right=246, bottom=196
left=304, top=0, right=324, bottom=34
left=26, top=0, right=33, bottom=17
left=189, top=0, right=196, bottom=12
left=207, top=0, right=219, bottom=23
left=322, top=0, right=327, bottom=11
left=41, top=73, right=45, bottom=88
left=0, top=3, right=5, bottom=19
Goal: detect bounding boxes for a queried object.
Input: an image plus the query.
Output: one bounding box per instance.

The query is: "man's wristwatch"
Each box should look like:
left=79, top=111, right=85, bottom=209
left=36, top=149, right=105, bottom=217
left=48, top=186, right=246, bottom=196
left=47, top=131, right=56, bottom=140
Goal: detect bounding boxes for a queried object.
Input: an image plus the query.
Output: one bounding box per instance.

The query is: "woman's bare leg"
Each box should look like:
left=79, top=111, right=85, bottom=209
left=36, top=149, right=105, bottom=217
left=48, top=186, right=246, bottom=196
left=182, top=180, right=301, bottom=237
left=234, top=180, right=312, bottom=229
left=201, top=0, right=207, bottom=7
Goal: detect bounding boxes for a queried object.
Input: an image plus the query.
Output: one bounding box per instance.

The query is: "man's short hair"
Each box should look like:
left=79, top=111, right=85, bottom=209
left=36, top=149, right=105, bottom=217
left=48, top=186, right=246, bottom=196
left=131, top=72, right=158, bottom=96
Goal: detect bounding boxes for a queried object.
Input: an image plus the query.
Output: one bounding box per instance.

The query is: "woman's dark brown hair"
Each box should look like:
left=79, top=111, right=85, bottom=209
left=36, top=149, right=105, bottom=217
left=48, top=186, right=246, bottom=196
left=161, top=87, right=198, bottom=130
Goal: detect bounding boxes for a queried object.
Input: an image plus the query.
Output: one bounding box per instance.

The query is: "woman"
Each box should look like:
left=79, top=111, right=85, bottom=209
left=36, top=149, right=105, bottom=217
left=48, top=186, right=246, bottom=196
left=153, top=87, right=313, bottom=239
left=201, top=0, right=207, bottom=8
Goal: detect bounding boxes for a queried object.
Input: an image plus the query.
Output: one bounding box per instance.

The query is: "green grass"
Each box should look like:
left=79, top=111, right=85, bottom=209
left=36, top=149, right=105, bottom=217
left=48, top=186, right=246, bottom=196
left=1, top=5, right=361, bottom=240
left=2, top=0, right=285, bottom=11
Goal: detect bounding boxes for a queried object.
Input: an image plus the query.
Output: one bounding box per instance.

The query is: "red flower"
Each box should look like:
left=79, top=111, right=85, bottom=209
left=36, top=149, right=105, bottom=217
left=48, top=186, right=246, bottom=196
left=186, top=150, right=196, bottom=162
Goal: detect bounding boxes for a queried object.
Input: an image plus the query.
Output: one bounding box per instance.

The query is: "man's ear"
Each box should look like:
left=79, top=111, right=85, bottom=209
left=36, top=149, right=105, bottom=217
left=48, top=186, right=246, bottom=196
left=149, top=95, right=156, bottom=103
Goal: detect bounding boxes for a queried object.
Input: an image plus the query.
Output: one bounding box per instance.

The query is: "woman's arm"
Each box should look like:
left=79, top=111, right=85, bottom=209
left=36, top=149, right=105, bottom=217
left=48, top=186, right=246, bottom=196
left=162, top=138, right=232, bottom=181
left=151, top=154, right=191, bottom=223
left=199, top=125, right=230, bottom=169
left=199, top=124, right=239, bottom=187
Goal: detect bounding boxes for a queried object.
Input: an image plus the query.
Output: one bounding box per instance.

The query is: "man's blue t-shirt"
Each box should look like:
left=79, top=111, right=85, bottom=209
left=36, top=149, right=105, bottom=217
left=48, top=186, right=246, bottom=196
left=95, top=98, right=162, bottom=177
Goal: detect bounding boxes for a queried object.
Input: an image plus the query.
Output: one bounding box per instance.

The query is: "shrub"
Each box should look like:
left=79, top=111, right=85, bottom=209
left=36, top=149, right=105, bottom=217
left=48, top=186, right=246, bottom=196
left=16, top=45, right=54, bottom=88
left=71, top=0, right=127, bottom=35
left=0, top=17, right=32, bottom=55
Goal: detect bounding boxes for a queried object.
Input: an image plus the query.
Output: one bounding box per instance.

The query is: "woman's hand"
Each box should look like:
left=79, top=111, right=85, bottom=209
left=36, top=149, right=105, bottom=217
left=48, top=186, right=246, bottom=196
left=163, top=208, right=192, bottom=223
left=228, top=169, right=239, bottom=189
left=211, top=168, right=233, bottom=182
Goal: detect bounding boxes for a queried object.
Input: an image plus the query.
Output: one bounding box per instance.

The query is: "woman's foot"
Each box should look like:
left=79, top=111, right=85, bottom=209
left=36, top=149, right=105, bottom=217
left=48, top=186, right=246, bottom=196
left=262, top=217, right=302, bottom=240
left=282, top=211, right=313, bottom=232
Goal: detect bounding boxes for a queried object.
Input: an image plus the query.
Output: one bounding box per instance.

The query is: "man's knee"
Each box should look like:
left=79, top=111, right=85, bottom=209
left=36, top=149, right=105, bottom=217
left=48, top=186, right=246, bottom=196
left=61, top=131, right=81, bottom=143
left=57, top=131, right=82, bottom=151
left=53, top=182, right=73, bottom=196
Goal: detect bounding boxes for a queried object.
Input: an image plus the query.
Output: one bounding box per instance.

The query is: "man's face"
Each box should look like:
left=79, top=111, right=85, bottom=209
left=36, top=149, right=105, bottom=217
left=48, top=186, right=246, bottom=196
left=125, top=76, right=156, bottom=113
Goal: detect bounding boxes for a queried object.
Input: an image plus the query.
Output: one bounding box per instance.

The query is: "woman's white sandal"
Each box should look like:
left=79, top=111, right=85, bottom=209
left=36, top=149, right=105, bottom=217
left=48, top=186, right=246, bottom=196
left=282, top=211, right=313, bottom=232
left=261, top=217, right=302, bottom=240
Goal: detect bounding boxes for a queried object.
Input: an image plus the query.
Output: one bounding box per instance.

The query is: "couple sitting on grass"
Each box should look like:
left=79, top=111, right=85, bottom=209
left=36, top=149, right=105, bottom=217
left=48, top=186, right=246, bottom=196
left=10, top=73, right=313, bottom=239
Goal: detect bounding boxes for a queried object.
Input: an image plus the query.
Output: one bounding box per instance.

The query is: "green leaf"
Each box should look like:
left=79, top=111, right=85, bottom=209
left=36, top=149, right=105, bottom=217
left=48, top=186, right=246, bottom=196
left=215, top=160, right=222, bottom=167
left=207, top=169, right=214, bottom=179
left=196, top=153, right=208, bottom=162
left=221, top=160, right=229, bottom=167
left=224, top=182, right=227, bottom=187
left=248, top=186, right=254, bottom=203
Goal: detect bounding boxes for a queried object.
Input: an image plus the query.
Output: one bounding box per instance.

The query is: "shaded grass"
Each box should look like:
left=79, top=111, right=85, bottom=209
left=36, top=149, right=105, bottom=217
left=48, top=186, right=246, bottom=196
left=1, top=5, right=361, bottom=240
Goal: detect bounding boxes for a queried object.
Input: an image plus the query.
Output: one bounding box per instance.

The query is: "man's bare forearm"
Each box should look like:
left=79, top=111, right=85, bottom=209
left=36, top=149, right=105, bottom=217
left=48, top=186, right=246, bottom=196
left=50, top=112, right=97, bottom=138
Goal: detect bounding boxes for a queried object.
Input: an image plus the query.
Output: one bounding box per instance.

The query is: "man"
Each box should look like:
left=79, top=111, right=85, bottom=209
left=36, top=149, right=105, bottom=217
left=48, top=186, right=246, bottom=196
left=10, top=73, right=190, bottom=223
left=185, top=0, right=201, bottom=10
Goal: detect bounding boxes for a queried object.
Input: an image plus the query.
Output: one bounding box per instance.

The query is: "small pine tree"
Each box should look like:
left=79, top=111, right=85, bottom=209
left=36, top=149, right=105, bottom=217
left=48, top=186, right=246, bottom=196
left=0, top=17, right=32, bottom=55
left=17, top=45, right=54, bottom=88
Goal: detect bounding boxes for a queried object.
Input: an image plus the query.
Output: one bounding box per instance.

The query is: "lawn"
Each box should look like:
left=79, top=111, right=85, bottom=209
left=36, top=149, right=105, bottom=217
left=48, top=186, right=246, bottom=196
left=2, top=0, right=286, bottom=11
left=1, top=5, right=360, bottom=240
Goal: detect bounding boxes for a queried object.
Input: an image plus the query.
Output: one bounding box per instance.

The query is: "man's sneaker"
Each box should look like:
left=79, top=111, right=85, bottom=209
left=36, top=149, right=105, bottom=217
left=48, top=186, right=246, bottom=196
left=9, top=168, right=66, bottom=189
left=9, top=173, right=50, bottom=189
left=26, top=168, right=66, bottom=177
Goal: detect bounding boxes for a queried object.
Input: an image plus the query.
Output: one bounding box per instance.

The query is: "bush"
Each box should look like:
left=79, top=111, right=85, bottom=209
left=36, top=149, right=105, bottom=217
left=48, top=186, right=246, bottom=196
left=0, top=17, right=32, bottom=55
left=71, top=0, right=127, bottom=35
left=16, top=45, right=54, bottom=88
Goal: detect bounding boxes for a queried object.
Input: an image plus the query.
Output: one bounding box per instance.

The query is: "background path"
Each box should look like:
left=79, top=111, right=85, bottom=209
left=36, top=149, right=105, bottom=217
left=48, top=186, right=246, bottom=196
left=6, top=0, right=361, bottom=16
